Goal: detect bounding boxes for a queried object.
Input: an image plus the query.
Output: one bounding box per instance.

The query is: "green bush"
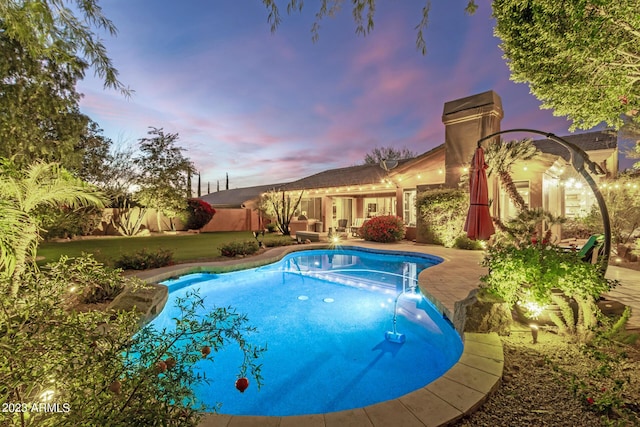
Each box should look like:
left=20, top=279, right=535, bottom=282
left=262, top=235, right=295, bottom=248
left=417, top=189, right=467, bottom=247
left=45, top=254, right=128, bottom=304
left=481, top=242, right=615, bottom=341
left=219, top=240, right=260, bottom=257
left=40, top=205, right=104, bottom=240
left=360, top=215, right=405, bottom=243
left=265, top=223, right=277, bottom=233
left=114, top=248, right=174, bottom=270
left=0, top=268, right=264, bottom=427
left=453, top=235, right=484, bottom=250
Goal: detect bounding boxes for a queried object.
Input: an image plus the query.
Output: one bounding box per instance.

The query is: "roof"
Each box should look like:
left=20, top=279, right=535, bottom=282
left=533, top=130, right=617, bottom=161
left=282, top=159, right=414, bottom=191
left=199, top=183, right=286, bottom=208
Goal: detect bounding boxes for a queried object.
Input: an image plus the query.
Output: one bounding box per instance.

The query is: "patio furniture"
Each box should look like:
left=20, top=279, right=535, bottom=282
left=350, top=218, right=368, bottom=237
left=578, top=234, right=605, bottom=264
left=295, top=231, right=320, bottom=242
left=336, top=219, right=348, bottom=233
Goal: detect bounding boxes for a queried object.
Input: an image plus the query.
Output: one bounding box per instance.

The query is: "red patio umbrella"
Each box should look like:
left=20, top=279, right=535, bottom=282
left=464, top=146, right=495, bottom=240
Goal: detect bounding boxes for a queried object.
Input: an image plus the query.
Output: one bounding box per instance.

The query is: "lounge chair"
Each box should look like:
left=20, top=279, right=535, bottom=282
left=577, top=234, right=605, bottom=264
left=336, top=219, right=348, bottom=233
left=350, top=218, right=368, bottom=237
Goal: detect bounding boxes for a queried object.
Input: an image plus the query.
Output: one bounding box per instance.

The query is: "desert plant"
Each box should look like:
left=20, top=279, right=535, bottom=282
left=259, top=189, right=304, bottom=236
left=219, top=240, right=260, bottom=257
left=360, top=215, right=405, bottom=243
left=185, top=198, right=215, bottom=230
left=110, top=200, right=148, bottom=237
left=417, top=189, right=467, bottom=247
left=113, top=248, right=174, bottom=270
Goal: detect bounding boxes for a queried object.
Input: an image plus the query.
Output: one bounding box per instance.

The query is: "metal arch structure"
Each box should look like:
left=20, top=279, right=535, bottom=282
left=476, top=128, right=611, bottom=273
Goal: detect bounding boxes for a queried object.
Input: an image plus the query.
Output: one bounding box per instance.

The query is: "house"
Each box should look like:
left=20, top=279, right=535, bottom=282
left=199, top=90, right=618, bottom=241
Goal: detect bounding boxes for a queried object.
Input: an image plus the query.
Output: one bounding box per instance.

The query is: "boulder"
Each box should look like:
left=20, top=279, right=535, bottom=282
left=109, top=283, right=168, bottom=324
left=454, top=288, right=512, bottom=336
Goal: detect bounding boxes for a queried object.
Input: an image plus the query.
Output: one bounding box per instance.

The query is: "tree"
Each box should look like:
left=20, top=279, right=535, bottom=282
left=0, top=29, right=94, bottom=168
left=363, top=146, right=416, bottom=165
left=259, top=189, right=304, bottom=236
left=133, top=128, right=195, bottom=232
left=261, top=0, right=478, bottom=54
left=484, top=138, right=538, bottom=212
left=493, top=0, right=640, bottom=131
left=0, top=0, right=129, bottom=94
left=0, top=159, right=105, bottom=296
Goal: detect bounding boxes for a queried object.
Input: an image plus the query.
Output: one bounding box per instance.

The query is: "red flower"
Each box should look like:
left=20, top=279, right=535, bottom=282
left=587, top=397, right=595, bottom=405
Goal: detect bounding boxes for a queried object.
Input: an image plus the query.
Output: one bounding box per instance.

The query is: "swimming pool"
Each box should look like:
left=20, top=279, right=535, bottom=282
left=151, top=247, right=463, bottom=416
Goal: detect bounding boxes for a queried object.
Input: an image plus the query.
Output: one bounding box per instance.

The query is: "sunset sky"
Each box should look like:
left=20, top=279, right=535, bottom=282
left=77, top=1, right=632, bottom=191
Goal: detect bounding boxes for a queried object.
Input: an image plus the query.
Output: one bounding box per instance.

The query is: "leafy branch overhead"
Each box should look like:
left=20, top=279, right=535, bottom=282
left=261, top=0, right=478, bottom=54
left=0, top=0, right=130, bottom=95
left=493, top=0, right=640, bottom=130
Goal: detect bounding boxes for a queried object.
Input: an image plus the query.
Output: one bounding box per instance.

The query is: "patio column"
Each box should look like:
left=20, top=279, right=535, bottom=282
left=442, top=90, right=503, bottom=188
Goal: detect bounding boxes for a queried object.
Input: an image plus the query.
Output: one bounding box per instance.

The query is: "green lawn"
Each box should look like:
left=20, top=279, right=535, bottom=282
left=37, top=232, right=292, bottom=266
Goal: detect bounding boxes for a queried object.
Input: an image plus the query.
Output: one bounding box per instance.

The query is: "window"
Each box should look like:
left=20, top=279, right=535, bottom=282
left=364, top=197, right=396, bottom=217
left=501, top=181, right=530, bottom=219
left=403, top=190, right=417, bottom=226
left=297, top=197, right=322, bottom=220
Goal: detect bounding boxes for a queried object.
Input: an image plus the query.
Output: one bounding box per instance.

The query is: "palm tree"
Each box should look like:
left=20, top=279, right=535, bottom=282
left=484, top=138, right=539, bottom=212
left=0, top=159, right=106, bottom=296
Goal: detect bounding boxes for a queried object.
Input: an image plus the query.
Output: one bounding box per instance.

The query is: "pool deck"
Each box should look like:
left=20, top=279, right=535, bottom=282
left=130, top=239, right=640, bottom=426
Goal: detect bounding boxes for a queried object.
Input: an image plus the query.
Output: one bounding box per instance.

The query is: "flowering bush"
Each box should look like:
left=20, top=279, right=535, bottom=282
left=360, top=215, right=405, bottom=243
left=185, top=198, right=215, bottom=230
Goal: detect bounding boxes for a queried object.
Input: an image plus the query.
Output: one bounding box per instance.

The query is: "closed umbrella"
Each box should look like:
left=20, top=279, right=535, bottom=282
left=464, top=146, right=495, bottom=240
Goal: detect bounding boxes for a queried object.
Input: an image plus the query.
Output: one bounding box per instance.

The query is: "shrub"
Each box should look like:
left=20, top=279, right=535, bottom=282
left=219, top=240, right=260, bottom=257
left=481, top=242, right=616, bottom=341
left=360, top=215, right=405, bottom=243
left=417, top=189, right=467, bottom=247
left=40, top=205, right=104, bottom=239
left=185, top=198, right=216, bottom=230
left=265, top=222, right=277, bottom=233
left=114, top=248, right=174, bottom=270
left=453, top=235, right=484, bottom=250
left=45, top=254, right=128, bottom=304
left=0, top=268, right=264, bottom=427
left=262, top=235, right=296, bottom=248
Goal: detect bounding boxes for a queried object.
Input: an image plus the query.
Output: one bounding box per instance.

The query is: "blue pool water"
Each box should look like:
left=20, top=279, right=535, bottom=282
left=151, top=247, right=463, bottom=416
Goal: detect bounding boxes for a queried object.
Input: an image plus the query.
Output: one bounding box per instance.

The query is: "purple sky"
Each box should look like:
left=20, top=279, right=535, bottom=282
left=77, top=1, right=633, bottom=190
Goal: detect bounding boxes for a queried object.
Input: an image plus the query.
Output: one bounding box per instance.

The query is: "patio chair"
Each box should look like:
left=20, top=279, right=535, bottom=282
left=336, top=219, right=348, bottom=233
left=350, top=218, right=369, bottom=237
left=577, top=234, right=605, bottom=264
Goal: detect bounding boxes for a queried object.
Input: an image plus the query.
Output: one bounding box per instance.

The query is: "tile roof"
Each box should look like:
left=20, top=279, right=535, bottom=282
left=282, top=159, right=414, bottom=191
left=533, top=130, right=617, bottom=161
left=199, top=183, right=286, bottom=207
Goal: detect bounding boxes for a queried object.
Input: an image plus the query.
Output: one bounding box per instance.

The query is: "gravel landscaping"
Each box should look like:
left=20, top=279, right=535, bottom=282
left=456, top=326, right=640, bottom=426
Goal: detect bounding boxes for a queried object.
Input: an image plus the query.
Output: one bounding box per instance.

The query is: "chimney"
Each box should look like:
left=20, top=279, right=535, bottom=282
left=442, top=90, right=503, bottom=187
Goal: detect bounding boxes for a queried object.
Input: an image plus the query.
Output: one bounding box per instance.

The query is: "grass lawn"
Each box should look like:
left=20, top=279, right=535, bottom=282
left=37, top=231, right=293, bottom=266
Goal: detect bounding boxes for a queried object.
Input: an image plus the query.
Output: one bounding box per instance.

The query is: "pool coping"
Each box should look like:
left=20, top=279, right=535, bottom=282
left=121, top=242, right=503, bottom=427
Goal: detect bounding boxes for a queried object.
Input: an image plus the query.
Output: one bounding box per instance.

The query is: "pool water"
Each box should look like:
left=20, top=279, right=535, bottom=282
left=151, top=248, right=463, bottom=416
